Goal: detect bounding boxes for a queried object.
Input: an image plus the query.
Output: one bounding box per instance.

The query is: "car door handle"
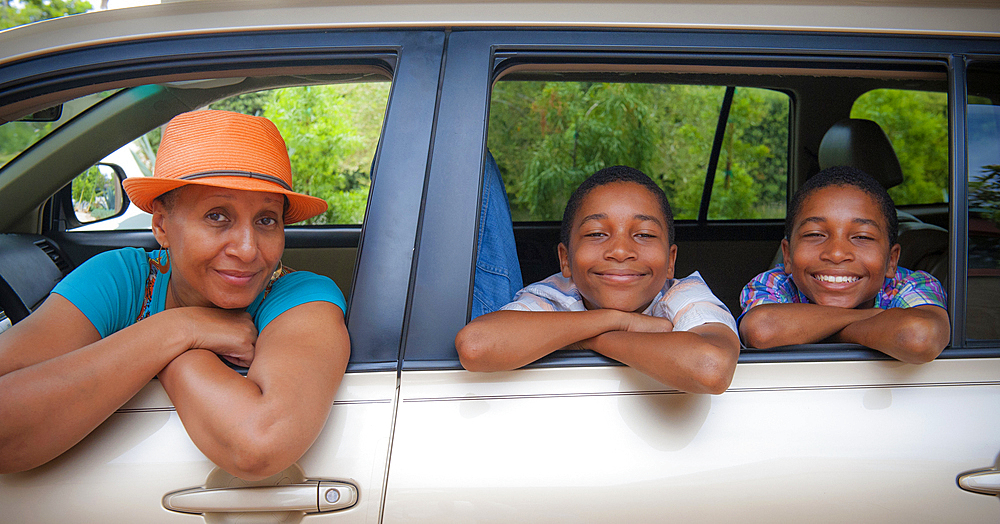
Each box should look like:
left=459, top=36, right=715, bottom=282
left=163, top=481, right=357, bottom=514
left=957, top=469, right=1000, bottom=496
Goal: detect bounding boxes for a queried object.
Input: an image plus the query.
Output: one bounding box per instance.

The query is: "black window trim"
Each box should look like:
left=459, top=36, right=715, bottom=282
left=401, top=29, right=1000, bottom=371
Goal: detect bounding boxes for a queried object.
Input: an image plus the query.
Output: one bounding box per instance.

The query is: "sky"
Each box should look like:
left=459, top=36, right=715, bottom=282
left=103, top=0, right=160, bottom=9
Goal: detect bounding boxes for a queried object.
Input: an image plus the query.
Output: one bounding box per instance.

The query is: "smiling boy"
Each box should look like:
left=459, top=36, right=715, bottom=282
left=739, top=166, right=950, bottom=363
left=456, top=166, right=740, bottom=394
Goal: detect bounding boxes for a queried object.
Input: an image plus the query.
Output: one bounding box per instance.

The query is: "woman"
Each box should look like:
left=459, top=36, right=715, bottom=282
left=0, top=110, right=350, bottom=480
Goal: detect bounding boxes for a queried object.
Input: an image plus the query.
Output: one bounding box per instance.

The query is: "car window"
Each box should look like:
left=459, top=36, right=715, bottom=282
left=967, top=62, right=1000, bottom=341
left=487, top=81, right=790, bottom=222
left=69, top=81, right=390, bottom=230
left=850, top=88, right=948, bottom=206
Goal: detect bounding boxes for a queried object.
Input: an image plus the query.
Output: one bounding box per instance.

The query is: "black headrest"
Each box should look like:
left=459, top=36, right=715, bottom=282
left=818, top=118, right=904, bottom=189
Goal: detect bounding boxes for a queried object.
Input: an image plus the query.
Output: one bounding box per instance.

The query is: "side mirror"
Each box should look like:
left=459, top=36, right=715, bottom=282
left=70, top=162, right=131, bottom=224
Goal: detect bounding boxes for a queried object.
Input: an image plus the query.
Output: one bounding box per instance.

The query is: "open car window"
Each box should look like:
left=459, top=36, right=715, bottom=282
left=67, top=79, right=390, bottom=231
left=488, top=80, right=790, bottom=222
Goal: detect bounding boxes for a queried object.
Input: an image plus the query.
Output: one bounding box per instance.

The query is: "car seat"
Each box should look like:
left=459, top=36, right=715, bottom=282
left=817, top=118, right=949, bottom=286
left=471, top=150, right=523, bottom=319
left=771, top=119, right=949, bottom=285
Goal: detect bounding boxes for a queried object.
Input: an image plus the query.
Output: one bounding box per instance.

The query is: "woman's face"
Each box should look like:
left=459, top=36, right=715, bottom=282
left=152, top=185, right=285, bottom=310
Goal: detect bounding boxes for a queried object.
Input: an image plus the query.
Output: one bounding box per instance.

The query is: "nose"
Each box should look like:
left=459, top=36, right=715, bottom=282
left=225, top=222, right=258, bottom=262
left=820, top=235, right=853, bottom=263
left=604, top=233, right=637, bottom=262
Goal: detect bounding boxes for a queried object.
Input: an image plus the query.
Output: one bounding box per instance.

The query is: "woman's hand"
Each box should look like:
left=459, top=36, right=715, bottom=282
left=176, top=307, right=258, bottom=367
left=158, top=301, right=349, bottom=480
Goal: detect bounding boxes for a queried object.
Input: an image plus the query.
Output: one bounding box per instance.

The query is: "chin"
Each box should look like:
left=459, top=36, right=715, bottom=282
left=209, top=290, right=260, bottom=310
left=810, top=296, right=867, bottom=309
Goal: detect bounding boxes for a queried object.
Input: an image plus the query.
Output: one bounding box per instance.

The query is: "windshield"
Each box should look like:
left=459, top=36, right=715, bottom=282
left=0, top=90, right=119, bottom=170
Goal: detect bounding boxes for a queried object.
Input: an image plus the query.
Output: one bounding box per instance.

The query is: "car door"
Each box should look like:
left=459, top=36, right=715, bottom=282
left=382, top=29, right=1000, bottom=522
left=0, top=18, right=446, bottom=523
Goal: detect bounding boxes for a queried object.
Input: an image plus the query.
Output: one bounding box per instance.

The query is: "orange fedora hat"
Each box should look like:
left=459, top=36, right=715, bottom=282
left=123, top=109, right=328, bottom=224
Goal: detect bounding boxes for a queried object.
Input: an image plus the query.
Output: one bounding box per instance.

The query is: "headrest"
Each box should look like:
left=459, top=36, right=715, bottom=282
left=818, top=118, right=904, bottom=189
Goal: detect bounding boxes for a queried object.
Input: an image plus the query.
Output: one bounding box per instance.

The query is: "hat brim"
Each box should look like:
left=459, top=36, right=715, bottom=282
left=123, top=175, right=328, bottom=225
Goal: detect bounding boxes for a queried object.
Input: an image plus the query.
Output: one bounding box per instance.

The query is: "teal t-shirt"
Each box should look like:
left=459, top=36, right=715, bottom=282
left=51, top=247, right=346, bottom=338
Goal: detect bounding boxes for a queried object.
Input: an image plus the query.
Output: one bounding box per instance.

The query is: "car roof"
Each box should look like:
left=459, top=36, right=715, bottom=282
left=1, top=0, right=999, bottom=67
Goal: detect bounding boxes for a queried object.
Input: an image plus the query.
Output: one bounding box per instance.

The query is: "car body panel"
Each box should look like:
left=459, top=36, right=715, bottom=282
left=0, top=371, right=397, bottom=523
left=0, top=2, right=999, bottom=522
left=1, top=0, right=999, bottom=70
left=385, top=360, right=1000, bottom=522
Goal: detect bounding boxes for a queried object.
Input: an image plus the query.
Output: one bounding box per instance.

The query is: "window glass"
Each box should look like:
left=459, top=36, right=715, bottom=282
left=0, top=90, right=118, bottom=170
left=69, top=81, right=390, bottom=230
left=487, top=81, right=790, bottom=221
left=967, top=63, right=1000, bottom=341
left=850, top=89, right=949, bottom=205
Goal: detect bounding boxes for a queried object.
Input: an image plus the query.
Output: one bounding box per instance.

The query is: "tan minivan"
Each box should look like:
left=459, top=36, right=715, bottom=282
left=1, top=1, right=999, bottom=522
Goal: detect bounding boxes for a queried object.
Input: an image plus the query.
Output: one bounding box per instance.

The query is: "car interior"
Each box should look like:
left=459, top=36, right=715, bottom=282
left=486, top=64, right=952, bottom=331
left=2, top=56, right=997, bottom=348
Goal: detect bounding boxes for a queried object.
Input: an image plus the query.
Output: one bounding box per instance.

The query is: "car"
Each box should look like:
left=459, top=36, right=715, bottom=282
left=1, top=1, right=999, bottom=522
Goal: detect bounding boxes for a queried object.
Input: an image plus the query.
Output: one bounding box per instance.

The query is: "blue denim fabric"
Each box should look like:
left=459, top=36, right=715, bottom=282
left=471, top=151, right=523, bottom=319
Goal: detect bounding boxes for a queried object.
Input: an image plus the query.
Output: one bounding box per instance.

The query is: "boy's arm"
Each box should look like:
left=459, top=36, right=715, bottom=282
left=584, top=322, right=740, bottom=394
left=456, top=309, right=653, bottom=371
left=739, top=303, right=881, bottom=348
left=832, top=305, right=950, bottom=363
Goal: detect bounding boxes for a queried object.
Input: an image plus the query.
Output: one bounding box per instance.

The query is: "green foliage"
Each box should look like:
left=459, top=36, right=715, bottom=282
left=206, top=83, right=389, bottom=224
left=0, top=121, right=51, bottom=166
left=209, top=91, right=271, bottom=117
left=0, top=0, right=92, bottom=30
left=970, top=165, right=1000, bottom=226
left=2, top=90, right=116, bottom=171
left=72, top=165, right=116, bottom=220
left=489, top=82, right=789, bottom=222
left=851, top=89, right=948, bottom=205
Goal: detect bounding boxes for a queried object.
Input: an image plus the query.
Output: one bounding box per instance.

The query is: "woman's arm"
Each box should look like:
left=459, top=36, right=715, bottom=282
left=156, top=301, right=349, bottom=480
left=0, top=295, right=254, bottom=473
left=585, top=322, right=740, bottom=394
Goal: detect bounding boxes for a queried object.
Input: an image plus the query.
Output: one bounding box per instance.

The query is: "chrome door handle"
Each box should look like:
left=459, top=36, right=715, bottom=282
left=163, top=481, right=357, bottom=514
left=958, top=469, right=1000, bottom=496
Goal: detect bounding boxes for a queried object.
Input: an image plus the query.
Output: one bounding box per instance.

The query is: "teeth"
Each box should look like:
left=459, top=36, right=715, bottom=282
left=815, top=274, right=859, bottom=283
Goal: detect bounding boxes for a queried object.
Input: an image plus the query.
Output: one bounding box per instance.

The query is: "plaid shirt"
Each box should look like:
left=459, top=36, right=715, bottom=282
left=740, top=265, right=947, bottom=316
left=501, top=271, right=738, bottom=335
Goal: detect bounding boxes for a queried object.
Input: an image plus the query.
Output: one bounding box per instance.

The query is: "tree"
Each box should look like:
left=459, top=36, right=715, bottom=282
left=488, top=81, right=790, bottom=222
left=1, top=0, right=92, bottom=30
left=851, top=89, right=949, bottom=205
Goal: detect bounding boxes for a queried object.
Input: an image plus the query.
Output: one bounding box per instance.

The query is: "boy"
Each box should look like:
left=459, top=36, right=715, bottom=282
left=456, top=166, right=740, bottom=394
left=739, top=166, right=950, bottom=363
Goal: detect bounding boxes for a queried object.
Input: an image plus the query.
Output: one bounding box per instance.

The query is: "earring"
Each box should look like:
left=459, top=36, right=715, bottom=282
left=151, top=247, right=171, bottom=274
left=269, top=261, right=285, bottom=286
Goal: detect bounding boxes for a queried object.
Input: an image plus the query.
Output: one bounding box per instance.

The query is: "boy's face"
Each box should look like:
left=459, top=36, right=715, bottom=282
left=781, top=185, right=900, bottom=309
left=558, top=181, right=677, bottom=312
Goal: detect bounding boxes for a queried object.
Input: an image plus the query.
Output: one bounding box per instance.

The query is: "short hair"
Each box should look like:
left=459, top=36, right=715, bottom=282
left=785, top=165, right=898, bottom=245
left=560, top=165, right=675, bottom=247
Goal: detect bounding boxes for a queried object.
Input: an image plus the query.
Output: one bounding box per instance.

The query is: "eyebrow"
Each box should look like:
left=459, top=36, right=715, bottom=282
left=579, top=213, right=663, bottom=226
left=579, top=213, right=608, bottom=225
left=799, top=216, right=882, bottom=228
left=205, top=193, right=283, bottom=206
left=633, top=214, right=663, bottom=226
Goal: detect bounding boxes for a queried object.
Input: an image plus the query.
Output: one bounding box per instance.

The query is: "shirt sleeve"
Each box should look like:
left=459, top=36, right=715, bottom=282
left=888, top=269, right=947, bottom=309
left=739, top=268, right=797, bottom=312
left=659, top=272, right=738, bottom=335
left=50, top=248, right=147, bottom=338
left=251, top=271, right=347, bottom=331
left=499, top=274, right=584, bottom=312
